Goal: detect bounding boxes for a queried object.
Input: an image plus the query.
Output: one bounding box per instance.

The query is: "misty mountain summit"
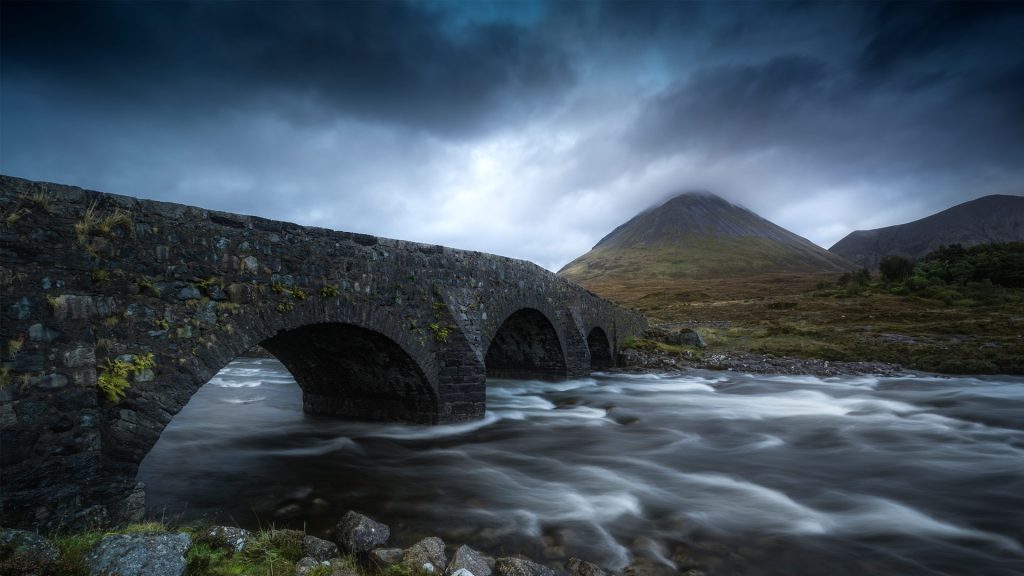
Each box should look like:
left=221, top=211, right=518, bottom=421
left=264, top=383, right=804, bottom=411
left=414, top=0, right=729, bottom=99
left=559, top=191, right=854, bottom=284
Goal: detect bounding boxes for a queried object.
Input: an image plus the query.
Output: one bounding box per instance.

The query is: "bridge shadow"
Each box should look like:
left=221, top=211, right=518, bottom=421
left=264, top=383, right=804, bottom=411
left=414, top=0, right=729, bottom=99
left=485, top=308, right=568, bottom=380
left=587, top=327, right=613, bottom=370
left=263, top=323, right=438, bottom=423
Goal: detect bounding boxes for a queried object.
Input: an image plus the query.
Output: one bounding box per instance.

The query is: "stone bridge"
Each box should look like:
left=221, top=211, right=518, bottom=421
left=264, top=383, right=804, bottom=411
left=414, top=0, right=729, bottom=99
left=0, top=175, right=645, bottom=529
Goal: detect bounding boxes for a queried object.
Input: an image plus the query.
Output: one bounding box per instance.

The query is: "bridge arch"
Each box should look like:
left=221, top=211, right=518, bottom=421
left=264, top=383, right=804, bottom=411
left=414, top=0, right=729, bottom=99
left=484, top=307, right=568, bottom=380
left=262, top=322, right=438, bottom=423
left=586, top=326, right=613, bottom=369
left=100, top=299, right=447, bottom=487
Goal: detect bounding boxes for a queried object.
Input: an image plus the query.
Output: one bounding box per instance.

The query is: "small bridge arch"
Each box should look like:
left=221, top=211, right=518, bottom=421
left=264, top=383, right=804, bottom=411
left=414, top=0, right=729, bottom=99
left=484, top=307, right=568, bottom=380
left=586, top=326, right=614, bottom=369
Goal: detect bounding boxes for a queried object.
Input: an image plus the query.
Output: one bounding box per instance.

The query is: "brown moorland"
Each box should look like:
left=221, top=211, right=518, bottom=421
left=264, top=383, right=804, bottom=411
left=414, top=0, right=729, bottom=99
left=586, top=272, right=1024, bottom=375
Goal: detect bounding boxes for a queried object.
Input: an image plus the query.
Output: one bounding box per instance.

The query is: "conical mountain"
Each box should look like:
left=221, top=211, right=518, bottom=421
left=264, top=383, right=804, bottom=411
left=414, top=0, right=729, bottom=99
left=559, top=192, right=854, bottom=283
left=829, top=195, right=1024, bottom=269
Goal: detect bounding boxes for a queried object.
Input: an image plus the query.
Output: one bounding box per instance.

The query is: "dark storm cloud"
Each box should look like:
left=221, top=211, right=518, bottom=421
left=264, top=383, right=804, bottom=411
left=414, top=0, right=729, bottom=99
left=2, top=1, right=1022, bottom=269
left=627, top=0, right=1024, bottom=196
left=2, top=1, right=572, bottom=136
left=631, top=55, right=835, bottom=155
left=857, top=1, right=1023, bottom=85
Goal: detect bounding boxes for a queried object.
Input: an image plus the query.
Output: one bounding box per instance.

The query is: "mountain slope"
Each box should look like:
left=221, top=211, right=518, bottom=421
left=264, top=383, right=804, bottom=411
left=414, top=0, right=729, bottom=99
left=829, top=195, right=1024, bottom=269
left=559, top=192, right=854, bottom=283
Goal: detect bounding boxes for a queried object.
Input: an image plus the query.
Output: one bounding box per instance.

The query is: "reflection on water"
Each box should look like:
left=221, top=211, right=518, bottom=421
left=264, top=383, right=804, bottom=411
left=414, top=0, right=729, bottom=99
left=138, top=358, right=1024, bottom=575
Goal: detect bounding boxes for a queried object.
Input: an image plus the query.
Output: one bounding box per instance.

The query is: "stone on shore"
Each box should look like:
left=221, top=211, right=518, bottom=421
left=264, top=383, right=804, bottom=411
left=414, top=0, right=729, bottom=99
left=0, top=528, right=60, bottom=564
left=0, top=528, right=61, bottom=574
left=447, top=544, right=494, bottom=576
left=304, top=534, right=340, bottom=561
left=295, top=556, right=328, bottom=576
left=202, top=526, right=250, bottom=552
left=666, top=328, right=706, bottom=348
left=565, top=557, right=606, bottom=576
left=401, top=536, right=447, bottom=573
left=494, top=556, right=555, bottom=576
left=84, top=532, right=191, bottom=576
left=622, top=558, right=678, bottom=576
left=334, top=511, right=390, bottom=553
left=369, top=547, right=405, bottom=567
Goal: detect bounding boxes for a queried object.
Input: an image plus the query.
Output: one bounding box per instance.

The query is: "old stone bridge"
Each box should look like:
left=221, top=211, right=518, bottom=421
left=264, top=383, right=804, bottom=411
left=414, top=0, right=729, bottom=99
left=0, top=175, right=645, bottom=529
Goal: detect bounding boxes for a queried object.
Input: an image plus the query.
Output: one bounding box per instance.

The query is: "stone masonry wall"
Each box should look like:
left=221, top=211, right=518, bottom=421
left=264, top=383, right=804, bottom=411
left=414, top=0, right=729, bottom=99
left=0, top=175, right=646, bottom=529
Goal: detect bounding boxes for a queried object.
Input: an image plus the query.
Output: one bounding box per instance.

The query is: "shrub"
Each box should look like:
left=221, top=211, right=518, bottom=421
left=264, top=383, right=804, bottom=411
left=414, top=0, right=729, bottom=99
left=879, top=255, right=913, bottom=283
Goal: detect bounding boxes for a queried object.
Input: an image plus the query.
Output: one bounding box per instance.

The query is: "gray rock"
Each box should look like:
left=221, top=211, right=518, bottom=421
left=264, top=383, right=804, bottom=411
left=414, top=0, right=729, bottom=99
left=448, top=544, right=493, bottom=576
left=63, top=345, right=96, bottom=368
left=242, top=255, right=259, bottom=274
left=565, top=557, right=606, bottom=576
left=494, top=557, right=555, bottom=576
left=334, top=510, right=390, bottom=553
left=666, top=329, right=706, bottom=348
left=0, top=528, right=60, bottom=563
left=369, top=547, right=405, bottom=567
left=177, top=286, right=201, bottom=300
left=622, top=558, right=677, bottom=576
left=203, top=526, right=250, bottom=552
left=84, top=532, right=191, bottom=576
left=31, top=373, right=68, bottom=389
left=28, top=323, right=60, bottom=342
left=6, top=296, right=32, bottom=320
left=113, top=482, right=148, bottom=524
left=53, top=295, right=97, bottom=320
left=295, top=556, right=329, bottom=576
left=304, top=534, right=339, bottom=561
left=402, top=536, right=447, bottom=573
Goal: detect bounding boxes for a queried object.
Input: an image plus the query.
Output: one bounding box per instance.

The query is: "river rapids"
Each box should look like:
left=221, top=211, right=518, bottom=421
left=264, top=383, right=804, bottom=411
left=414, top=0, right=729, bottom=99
left=139, top=358, right=1024, bottom=575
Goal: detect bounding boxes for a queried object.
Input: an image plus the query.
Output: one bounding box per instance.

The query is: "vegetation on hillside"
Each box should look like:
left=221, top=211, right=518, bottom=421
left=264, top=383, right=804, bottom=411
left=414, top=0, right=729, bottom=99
left=584, top=243, right=1024, bottom=375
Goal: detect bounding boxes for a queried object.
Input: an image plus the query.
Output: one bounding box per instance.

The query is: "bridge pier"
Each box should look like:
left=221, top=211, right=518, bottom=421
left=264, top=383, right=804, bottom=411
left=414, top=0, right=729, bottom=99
left=0, top=175, right=644, bottom=529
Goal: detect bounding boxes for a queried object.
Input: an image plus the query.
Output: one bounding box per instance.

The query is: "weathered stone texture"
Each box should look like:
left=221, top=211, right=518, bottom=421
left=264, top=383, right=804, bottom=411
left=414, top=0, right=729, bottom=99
left=83, top=532, right=191, bottom=576
left=333, top=511, right=391, bottom=554
left=0, top=175, right=645, bottom=529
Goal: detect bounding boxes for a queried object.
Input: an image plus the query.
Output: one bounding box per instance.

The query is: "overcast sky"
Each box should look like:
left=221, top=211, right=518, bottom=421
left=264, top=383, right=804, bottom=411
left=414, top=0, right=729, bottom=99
left=3, top=1, right=1022, bottom=271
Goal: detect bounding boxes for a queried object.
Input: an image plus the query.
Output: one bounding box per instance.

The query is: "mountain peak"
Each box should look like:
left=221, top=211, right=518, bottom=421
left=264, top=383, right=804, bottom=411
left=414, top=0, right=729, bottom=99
left=560, top=189, right=854, bottom=282
left=656, top=190, right=732, bottom=208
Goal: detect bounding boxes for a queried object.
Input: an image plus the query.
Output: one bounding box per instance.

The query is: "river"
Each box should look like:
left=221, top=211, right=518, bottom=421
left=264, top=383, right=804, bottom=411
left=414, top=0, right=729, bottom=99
left=138, top=358, right=1024, bottom=575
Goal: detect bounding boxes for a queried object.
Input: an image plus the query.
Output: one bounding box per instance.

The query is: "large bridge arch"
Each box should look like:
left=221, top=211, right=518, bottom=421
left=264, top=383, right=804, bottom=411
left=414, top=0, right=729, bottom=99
left=0, top=175, right=645, bottom=529
left=97, top=298, right=461, bottom=515
left=263, top=323, right=438, bottom=422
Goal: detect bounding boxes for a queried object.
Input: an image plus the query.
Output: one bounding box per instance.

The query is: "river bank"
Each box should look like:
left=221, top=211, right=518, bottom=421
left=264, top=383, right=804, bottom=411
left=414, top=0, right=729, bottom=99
left=0, top=512, right=633, bottom=576
left=617, top=346, right=905, bottom=377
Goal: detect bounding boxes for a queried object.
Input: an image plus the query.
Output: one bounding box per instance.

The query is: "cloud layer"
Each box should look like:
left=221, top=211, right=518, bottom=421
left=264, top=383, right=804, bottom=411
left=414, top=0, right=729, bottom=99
left=2, top=1, right=1022, bottom=270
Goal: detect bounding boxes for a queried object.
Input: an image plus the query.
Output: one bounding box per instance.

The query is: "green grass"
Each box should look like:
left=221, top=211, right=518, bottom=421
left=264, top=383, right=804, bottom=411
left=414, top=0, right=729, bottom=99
left=8, top=523, right=363, bottom=576
left=585, top=272, right=1024, bottom=374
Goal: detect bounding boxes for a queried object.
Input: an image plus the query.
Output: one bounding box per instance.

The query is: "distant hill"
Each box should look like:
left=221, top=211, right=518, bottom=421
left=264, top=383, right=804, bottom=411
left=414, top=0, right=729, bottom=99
left=558, top=192, right=854, bottom=284
left=829, top=195, right=1024, bottom=269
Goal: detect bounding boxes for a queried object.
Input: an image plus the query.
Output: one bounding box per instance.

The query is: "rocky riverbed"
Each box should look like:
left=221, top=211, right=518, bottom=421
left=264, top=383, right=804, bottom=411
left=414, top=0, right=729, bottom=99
left=1, top=510, right=672, bottom=576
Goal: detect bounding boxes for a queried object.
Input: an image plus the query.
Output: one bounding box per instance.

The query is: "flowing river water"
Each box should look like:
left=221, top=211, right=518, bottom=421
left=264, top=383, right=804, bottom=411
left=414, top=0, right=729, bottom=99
left=138, top=358, right=1024, bottom=575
